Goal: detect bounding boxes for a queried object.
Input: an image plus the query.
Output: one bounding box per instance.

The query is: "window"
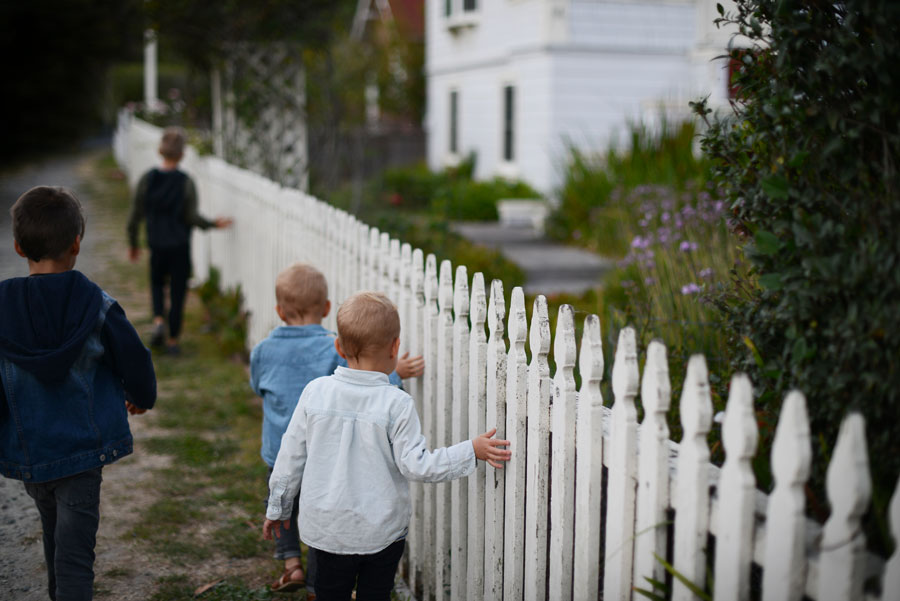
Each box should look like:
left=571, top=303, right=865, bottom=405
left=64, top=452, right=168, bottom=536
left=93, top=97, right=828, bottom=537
left=449, top=90, right=459, bottom=154
left=463, top=0, right=477, bottom=11
left=445, top=0, right=452, bottom=17
left=502, top=85, right=515, bottom=162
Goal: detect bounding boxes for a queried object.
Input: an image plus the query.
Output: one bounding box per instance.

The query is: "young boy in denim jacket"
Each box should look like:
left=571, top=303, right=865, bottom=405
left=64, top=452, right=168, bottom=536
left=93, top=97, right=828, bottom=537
left=263, top=291, right=510, bottom=601
left=0, top=186, right=157, bottom=601
left=250, top=265, right=424, bottom=597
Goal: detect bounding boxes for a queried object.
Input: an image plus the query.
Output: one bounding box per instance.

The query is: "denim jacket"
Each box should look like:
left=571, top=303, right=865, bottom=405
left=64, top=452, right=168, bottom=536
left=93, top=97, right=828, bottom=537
left=0, top=272, right=156, bottom=483
left=250, top=324, right=401, bottom=467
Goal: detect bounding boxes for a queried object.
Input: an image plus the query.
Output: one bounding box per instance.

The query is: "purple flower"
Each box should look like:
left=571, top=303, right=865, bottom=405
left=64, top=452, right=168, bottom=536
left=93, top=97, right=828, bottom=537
left=657, top=228, right=671, bottom=245
left=644, top=277, right=656, bottom=286
left=681, top=283, right=701, bottom=295
left=631, top=235, right=650, bottom=250
left=661, top=211, right=670, bottom=223
left=679, top=241, right=699, bottom=252
left=699, top=268, right=713, bottom=279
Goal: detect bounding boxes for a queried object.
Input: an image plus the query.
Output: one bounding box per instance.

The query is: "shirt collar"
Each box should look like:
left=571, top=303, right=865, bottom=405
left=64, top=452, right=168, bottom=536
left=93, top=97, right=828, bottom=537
left=333, top=365, right=391, bottom=386
left=271, top=324, right=333, bottom=338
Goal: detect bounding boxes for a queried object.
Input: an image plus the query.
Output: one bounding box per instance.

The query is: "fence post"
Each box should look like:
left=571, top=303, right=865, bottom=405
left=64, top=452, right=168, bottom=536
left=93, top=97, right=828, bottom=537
left=549, top=305, right=577, bottom=601
left=672, top=355, right=713, bottom=601
left=574, top=314, right=605, bottom=601
left=435, top=260, right=454, bottom=601
left=422, top=254, right=439, bottom=601
left=467, top=273, right=488, bottom=601
left=714, top=374, right=758, bottom=601
left=451, top=266, right=470, bottom=601
left=604, top=327, right=640, bottom=601
left=524, top=296, right=551, bottom=601
left=503, top=287, right=528, bottom=601
left=817, top=414, right=871, bottom=601
left=633, top=340, right=671, bottom=593
left=485, top=280, right=507, bottom=601
left=762, top=391, right=811, bottom=601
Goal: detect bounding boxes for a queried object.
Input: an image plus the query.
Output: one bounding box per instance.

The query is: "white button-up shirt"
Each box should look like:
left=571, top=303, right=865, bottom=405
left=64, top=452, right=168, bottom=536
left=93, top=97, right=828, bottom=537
left=266, top=366, right=476, bottom=555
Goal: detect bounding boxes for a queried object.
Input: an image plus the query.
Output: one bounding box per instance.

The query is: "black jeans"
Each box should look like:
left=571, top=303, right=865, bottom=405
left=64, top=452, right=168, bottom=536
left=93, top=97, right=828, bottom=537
left=24, top=468, right=103, bottom=601
left=313, top=539, right=405, bottom=601
left=149, top=244, right=191, bottom=339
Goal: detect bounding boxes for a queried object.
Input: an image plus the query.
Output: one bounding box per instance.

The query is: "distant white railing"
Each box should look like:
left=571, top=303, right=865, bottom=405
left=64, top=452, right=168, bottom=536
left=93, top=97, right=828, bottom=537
left=114, top=113, right=899, bottom=601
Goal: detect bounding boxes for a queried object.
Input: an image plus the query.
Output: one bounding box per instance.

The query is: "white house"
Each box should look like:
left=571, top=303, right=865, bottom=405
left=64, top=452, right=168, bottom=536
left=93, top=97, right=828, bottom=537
left=425, top=0, right=741, bottom=196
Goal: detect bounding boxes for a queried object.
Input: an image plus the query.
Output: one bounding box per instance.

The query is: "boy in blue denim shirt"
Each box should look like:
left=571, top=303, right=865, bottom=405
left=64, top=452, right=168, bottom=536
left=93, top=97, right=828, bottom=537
left=262, top=292, right=510, bottom=601
left=0, top=186, right=156, bottom=601
left=250, top=264, right=423, bottom=596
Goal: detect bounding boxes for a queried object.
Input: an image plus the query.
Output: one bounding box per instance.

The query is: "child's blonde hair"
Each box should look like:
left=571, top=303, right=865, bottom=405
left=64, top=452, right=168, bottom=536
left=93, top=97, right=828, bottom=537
left=336, top=292, right=400, bottom=360
left=275, top=263, right=329, bottom=321
left=159, top=127, right=186, bottom=161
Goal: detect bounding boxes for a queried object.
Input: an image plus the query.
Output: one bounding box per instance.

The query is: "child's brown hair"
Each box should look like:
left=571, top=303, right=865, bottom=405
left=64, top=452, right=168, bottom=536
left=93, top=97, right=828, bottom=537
left=275, top=263, right=329, bottom=321
left=11, top=186, right=85, bottom=262
left=159, top=127, right=186, bottom=161
left=336, top=292, right=400, bottom=360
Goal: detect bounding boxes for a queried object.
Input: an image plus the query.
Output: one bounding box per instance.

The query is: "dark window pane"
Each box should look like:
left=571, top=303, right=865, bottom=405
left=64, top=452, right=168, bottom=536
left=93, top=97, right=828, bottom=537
left=464, top=0, right=477, bottom=11
left=503, top=85, right=514, bottom=161
left=450, top=90, right=458, bottom=154
left=445, top=0, right=452, bottom=17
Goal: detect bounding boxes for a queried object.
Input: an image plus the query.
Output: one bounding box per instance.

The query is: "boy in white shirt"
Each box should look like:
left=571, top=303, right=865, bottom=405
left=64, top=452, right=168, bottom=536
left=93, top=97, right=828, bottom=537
left=263, top=291, right=510, bottom=601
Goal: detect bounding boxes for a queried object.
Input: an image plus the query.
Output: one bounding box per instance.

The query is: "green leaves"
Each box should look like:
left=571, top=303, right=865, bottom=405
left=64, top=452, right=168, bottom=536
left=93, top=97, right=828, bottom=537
left=761, top=175, right=789, bottom=200
left=754, top=230, right=781, bottom=255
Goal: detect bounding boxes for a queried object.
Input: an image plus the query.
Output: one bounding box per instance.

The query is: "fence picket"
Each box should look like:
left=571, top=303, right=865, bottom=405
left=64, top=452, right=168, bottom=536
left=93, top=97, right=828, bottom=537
left=467, top=273, right=488, bottom=601
left=422, top=254, right=439, bottom=601
left=549, top=305, right=577, bottom=601
left=524, top=296, right=551, bottom=601
left=409, top=248, right=426, bottom=598
left=503, top=287, right=528, bottom=601
left=715, top=374, right=758, bottom=601
left=633, top=340, right=671, bottom=593
left=399, top=243, right=413, bottom=368
left=485, top=280, right=507, bottom=601
left=435, top=260, right=454, bottom=601
left=574, top=315, right=605, bottom=601
left=817, top=414, right=871, bottom=601
left=762, top=391, right=811, bottom=601
left=604, top=327, right=640, bottom=601
left=451, top=266, right=470, bottom=601
left=883, top=478, right=900, bottom=599
left=379, top=232, right=391, bottom=295
left=367, top=227, right=380, bottom=292
left=672, top=355, right=713, bottom=601
left=390, top=238, right=401, bottom=304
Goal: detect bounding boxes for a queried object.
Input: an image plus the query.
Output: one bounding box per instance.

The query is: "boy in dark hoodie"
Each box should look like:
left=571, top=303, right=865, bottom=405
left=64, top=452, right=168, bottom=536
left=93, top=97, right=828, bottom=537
left=0, top=186, right=157, bottom=601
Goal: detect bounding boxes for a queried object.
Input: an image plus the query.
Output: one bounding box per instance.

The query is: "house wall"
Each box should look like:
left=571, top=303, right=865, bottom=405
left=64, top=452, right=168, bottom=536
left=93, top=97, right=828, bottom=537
left=426, top=0, right=724, bottom=196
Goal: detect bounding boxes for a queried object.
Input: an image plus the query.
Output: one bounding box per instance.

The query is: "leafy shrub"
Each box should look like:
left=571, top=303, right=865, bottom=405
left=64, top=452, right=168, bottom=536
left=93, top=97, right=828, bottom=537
left=695, top=0, right=900, bottom=544
left=196, top=267, right=249, bottom=359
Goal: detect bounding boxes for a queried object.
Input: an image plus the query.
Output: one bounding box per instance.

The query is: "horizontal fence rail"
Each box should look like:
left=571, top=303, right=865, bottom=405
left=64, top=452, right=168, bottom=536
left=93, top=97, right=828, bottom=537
left=115, top=114, right=899, bottom=601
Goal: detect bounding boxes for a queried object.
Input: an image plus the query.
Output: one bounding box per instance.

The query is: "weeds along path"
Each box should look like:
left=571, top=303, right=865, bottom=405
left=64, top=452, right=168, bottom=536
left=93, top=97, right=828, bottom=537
left=1, top=152, right=283, bottom=601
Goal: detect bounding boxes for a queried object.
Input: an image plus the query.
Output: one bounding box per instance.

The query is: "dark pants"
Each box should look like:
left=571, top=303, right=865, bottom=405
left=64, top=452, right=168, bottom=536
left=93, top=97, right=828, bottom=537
left=313, top=539, right=405, bottom=601
left=149, top=244, right=191, bottom=339
left=24, top=468, right=103, bottom=601
left=266, top=467, right=316, bottom=592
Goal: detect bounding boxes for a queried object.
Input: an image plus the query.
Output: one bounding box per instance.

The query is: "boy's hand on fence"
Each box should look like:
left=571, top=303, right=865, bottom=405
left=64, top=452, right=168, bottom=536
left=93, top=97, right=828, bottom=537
left=473, top=428, right=511, bottom=469
left=215, top=217, right=234, bottom=229
left=129, top=247, right=140, bottom=262
left=262, top=518, right=291, bottom=541
left=125, top=401, right=147, bottom=415
left=397, top=352, right=425, bottom=379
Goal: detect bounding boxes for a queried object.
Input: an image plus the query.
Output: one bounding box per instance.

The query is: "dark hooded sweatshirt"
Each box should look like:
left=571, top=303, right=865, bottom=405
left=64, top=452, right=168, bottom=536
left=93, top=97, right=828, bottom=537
left=0, top=271, right=156, bottom=482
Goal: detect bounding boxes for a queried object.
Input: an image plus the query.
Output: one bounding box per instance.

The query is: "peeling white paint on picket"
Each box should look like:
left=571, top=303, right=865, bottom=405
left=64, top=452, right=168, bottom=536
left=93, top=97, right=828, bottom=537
left=117, top=115, right=900, bottom=601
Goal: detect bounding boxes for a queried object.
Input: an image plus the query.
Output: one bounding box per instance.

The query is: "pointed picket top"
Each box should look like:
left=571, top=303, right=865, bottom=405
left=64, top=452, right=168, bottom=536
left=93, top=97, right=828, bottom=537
left=883, top=477, right=900, bottom=597
left=401, top=243, right=412, bottom=287
left=470, top=273, right=486, bottom=336
left=723, top=374, right=758, bottom=462
left=818, top=413, right=871, bottom=601
left=579, top=315, right=604, bottom=388
left=611, top=327, right=639, bottom=404
left=762, top=390, right=811, bottom=601
left=508, top=287, right=527, bottom=350
left=771, top=390, right=812, bottom=487
left=530, top=296, right=551, bottom=374
left=823, top=413, right=871, bottom=543
left=390, top=238, right=401, bottom=299
left=680, top=355, right=713, bottom=436
left=488, top=279, right=506, bottom=341
left=439, top=260, right=454, bottom=315
left=412, top=248, right=425, bottom=308
left=553, top=304, right=577, bottom=379
left=641, top=340, right=671, bottom=417
left=454, top=266, right=469, bottom=319
left=425, top=254, right=439, bottom=309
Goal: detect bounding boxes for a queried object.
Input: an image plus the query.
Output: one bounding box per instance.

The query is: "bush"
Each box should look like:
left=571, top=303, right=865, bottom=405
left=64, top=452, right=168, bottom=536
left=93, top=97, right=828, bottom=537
left=696, top=0, right=900, bottom=545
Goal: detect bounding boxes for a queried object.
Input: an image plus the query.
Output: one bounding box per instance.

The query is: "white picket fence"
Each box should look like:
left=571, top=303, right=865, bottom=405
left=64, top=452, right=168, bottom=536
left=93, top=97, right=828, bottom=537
left=114, top=113, right=900, bottom=601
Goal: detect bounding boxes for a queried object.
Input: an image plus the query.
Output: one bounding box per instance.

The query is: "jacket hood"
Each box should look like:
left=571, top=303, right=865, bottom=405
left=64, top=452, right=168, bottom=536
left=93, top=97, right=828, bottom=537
left=0, top=271, right=104, bottom=381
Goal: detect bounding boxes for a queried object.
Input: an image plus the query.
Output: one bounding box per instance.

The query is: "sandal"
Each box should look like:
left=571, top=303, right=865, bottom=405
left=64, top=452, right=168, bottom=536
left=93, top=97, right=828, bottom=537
left=271, top=566, right=306, bottom=592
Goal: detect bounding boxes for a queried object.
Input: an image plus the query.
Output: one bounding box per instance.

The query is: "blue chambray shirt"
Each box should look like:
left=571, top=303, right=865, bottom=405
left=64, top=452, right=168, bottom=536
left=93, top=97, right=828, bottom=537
left=249, top=324, right=401, bottom=467
left=266, top=366, right=476, bottom=555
